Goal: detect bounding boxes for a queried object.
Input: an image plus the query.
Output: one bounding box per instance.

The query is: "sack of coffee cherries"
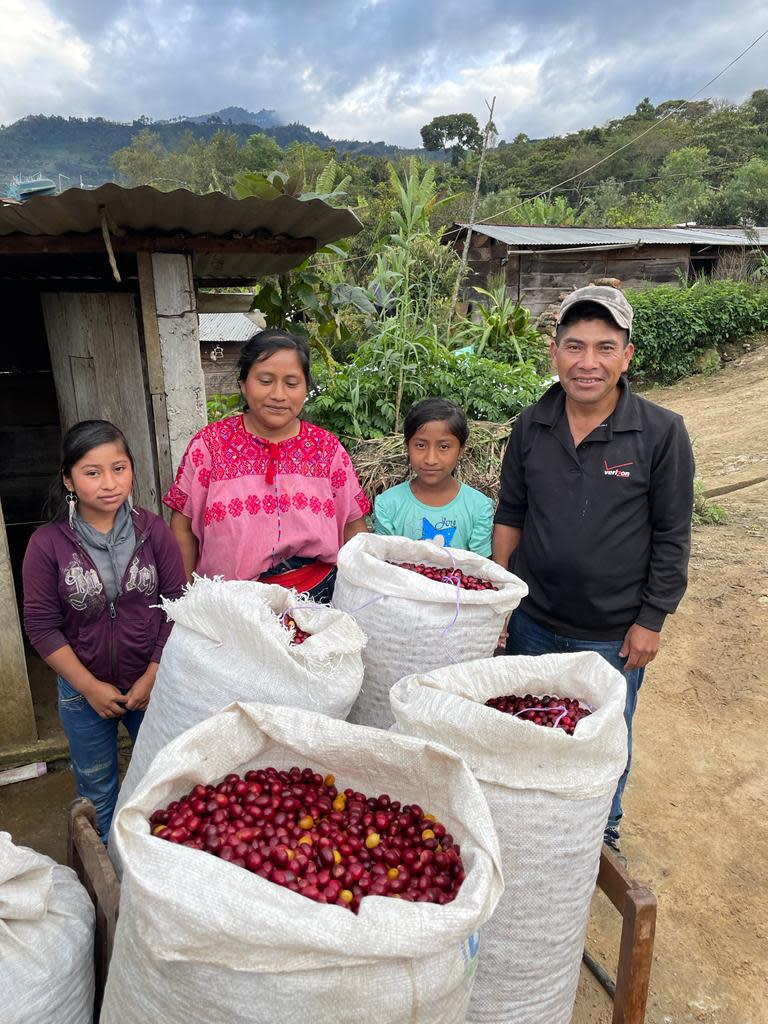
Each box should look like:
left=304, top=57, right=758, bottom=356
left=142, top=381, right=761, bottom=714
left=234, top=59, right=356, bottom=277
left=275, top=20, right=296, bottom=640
left=103, top=701, right=504, bottom=1024
left=114, top=576, right=366, bottom=825
left=332, top=534, right=528, bottom=729
left=390, top=652, right=628, bottom=1024
left=0, top=832, right=94, bottom=1024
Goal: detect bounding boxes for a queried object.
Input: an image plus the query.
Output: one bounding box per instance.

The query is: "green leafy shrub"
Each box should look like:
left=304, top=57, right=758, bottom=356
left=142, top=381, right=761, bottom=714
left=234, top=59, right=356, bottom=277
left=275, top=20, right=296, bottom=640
left=207, top=393, right=242, bottom=422
left=306, top=334, right=546, bottom=442
left=628, top=281, right=768, bottom=382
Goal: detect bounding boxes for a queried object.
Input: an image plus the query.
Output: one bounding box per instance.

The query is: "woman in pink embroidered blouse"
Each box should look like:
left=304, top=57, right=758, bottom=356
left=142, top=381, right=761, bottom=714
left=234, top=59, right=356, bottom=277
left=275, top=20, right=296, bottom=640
left=165, top=329, right=369, bottom=601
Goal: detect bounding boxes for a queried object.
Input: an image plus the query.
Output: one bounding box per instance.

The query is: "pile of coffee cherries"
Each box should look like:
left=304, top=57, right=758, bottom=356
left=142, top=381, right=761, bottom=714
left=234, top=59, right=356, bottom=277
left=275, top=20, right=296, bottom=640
left=485, top=693, right=593, bottom=735
left=282, top=614, right=311, bottom=645
left=149, top=767, right=465, bottom=912
left=388, top=561, right=498, bottom=592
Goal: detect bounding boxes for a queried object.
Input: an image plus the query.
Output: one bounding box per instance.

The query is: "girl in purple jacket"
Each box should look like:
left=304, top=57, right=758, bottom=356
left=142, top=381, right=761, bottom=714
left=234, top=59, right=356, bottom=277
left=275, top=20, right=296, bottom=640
left=23, top=420, right=186, bottom=839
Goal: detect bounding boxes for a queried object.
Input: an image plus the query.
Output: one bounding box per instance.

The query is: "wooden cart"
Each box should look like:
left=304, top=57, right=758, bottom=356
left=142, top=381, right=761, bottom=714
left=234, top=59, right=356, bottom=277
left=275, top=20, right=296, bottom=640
left=67, top=798, right=656, bottom=1023
left=67, top=798, right=120, bottom=1020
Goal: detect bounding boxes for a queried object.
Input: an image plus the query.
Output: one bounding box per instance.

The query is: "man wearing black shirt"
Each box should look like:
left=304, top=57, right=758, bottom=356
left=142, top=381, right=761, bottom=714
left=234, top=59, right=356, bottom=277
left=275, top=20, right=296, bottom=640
left=493, top=285, right=694, bottom=855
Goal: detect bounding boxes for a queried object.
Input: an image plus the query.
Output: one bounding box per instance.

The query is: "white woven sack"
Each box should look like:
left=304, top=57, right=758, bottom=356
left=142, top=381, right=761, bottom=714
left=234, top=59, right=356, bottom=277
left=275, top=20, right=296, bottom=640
left=114, top=576, right=365, bottom=824
left=0, top=832, right=94, bottom=1024
left=390, top=653, right=628, bottom=1024
left=103, top=700, right=504, bottom=1024
left=332, top=534, right=527, bottom=729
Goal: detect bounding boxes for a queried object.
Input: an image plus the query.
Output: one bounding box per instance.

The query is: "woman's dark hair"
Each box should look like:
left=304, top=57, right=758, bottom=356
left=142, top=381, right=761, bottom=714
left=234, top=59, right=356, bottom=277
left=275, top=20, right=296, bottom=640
left=403, top=398, right=469, bottom=447
left=46, top=420, right=134, bottom=521
left=237, top=329, right=312, bottom=404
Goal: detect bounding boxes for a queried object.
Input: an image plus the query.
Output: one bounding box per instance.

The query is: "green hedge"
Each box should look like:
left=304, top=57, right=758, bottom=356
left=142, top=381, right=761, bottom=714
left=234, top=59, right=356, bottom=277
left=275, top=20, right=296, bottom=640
left=627, top=281, right=768, bottom=383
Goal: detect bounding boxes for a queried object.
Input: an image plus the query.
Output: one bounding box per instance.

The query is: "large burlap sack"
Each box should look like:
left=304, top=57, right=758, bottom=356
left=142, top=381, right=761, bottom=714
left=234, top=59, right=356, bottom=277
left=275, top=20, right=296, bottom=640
left=115, top=577, right=365, bottom=820
left=103, top=701, right=504, bottom=1024
left=0, top=832, right=94, bottom=1024
left=390, top=653, right=628, bottom=1024
left=332, top=534, right=527, bottom=729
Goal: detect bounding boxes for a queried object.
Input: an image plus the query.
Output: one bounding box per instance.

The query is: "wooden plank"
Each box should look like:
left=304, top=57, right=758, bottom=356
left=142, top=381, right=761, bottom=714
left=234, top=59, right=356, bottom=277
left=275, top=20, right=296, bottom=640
left=0, top=732, right=131, bottom=771
left=68, top=798, right=121, bottom=1018
left=137, top=251, right=164, bottom=394
left=0, top=495, right=37, bottom=747
left=41, top=293, right=161, bottom=513
left=0, top=232, right=316, bottom=256
left=612, top=887, right=657, bottom=1024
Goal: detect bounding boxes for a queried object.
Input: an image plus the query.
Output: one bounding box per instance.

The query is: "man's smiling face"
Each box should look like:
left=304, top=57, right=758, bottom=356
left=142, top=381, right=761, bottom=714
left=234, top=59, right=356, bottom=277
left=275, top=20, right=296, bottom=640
left=551, top=318, right=634, bottom=408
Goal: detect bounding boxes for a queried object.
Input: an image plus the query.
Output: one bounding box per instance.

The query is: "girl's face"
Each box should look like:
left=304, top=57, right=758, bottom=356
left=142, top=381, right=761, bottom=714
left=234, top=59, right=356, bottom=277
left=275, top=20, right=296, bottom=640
left=240, top=348, right=308, bottom=439
left=64, top=442, right=133, bottom=522
left=407, top=420, right=464, bottom=489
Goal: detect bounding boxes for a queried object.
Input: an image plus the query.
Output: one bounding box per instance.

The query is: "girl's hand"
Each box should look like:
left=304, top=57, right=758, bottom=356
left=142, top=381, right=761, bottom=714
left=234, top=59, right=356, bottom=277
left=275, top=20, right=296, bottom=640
left=124, top=664, right=159, bottom=711
left=84, top=682, right=128, bottom=719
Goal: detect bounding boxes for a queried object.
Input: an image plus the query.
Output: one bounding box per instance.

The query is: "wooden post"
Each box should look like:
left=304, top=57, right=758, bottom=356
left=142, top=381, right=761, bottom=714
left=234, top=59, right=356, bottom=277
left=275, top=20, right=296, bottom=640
left=137, top=253, right=174, bottom=515
left=0, top=496, right=37, bottom=746
left=148, top=254, right=206, bottom=476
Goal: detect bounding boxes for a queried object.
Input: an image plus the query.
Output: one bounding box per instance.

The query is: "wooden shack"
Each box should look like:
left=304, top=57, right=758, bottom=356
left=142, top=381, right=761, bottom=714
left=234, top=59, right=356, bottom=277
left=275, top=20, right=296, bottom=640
left=445, top=224, right=768, bottom=316
left=0, top=183, right=361, bottom=760
left=199, top=311, right=263, bottom=397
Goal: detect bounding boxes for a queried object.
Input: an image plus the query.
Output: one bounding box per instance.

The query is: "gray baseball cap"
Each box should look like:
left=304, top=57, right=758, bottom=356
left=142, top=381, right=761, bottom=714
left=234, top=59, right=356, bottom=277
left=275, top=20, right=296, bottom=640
left=557, top=285, right=634, bottom=338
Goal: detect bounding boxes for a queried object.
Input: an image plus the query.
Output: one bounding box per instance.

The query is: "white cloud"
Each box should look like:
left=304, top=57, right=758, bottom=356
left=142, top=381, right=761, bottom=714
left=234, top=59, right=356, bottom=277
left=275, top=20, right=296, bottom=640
left=309, top=58, right=542, bottom=145
left=0, top=0, right=93, bottom=121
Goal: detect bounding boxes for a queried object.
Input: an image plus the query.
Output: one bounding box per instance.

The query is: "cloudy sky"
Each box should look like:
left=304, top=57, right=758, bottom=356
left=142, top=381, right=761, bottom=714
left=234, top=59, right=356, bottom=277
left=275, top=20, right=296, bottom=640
left=1, top=0, right=766, bottom=144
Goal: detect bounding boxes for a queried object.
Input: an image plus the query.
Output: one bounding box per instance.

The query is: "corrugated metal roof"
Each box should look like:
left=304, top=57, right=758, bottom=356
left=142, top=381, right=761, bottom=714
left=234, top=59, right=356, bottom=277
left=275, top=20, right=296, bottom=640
left=0, top=183, right=362, bottom=283
left=199, top=312, right=261, bottom=343
left=453, top=224, right=768, bottom=248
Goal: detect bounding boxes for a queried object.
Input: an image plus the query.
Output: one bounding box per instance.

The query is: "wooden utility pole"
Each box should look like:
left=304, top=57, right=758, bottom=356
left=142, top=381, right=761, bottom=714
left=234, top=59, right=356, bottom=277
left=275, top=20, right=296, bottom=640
left=448, top=97, right=497, bottom=325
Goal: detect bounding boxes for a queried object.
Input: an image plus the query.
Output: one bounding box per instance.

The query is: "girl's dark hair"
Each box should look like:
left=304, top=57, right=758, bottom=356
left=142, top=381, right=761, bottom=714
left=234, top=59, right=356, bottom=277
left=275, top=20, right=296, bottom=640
left=46, top=420, right=134, bottom=521
left=403, top=398, right=469, bottom=447
left=237, top=329, right=312, bottom=402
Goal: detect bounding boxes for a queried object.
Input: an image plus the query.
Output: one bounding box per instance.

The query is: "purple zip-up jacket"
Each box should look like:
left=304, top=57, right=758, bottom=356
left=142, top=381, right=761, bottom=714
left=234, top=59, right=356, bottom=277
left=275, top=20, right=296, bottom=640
left=23, top=507, right=187, bottom=690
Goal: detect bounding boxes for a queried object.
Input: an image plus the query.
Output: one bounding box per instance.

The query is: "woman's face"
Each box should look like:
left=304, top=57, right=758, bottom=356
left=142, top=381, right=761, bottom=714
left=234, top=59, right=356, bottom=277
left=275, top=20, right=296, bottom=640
left=240, top=348, right=308, bottom=439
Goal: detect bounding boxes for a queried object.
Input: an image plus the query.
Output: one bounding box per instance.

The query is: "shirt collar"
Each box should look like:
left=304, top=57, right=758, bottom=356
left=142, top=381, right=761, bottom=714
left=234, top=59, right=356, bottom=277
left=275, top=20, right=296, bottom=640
left=532, top=376, right=643, bottom=434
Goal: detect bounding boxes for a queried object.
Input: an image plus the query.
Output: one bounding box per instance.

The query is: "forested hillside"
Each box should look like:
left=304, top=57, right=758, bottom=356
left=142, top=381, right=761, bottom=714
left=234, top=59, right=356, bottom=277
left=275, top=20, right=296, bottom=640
left=0, top=112, right=417, bottom=188
left=2, top=90, right=767, bottom=226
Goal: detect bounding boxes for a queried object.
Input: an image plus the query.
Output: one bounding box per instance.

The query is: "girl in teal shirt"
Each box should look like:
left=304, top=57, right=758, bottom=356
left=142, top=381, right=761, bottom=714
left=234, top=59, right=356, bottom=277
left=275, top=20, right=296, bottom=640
left=373, top=398, right=493, bottom=556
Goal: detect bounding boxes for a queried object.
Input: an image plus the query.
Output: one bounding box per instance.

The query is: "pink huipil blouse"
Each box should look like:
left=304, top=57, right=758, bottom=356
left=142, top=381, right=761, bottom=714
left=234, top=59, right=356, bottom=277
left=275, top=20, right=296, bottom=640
left=163, top=416, right=370, bottom=581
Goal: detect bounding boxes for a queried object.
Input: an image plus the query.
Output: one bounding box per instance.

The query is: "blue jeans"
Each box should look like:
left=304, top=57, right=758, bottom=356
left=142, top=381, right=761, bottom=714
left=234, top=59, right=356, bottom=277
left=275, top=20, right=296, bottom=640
left=57, top=677, right=145, bottom=840
left=506, top=609, right=644, bottom=835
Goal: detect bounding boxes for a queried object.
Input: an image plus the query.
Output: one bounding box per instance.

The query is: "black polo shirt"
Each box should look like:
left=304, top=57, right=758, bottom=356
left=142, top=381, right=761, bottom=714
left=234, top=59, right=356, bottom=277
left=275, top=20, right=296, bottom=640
left=495, top=377, right=694, bottom=640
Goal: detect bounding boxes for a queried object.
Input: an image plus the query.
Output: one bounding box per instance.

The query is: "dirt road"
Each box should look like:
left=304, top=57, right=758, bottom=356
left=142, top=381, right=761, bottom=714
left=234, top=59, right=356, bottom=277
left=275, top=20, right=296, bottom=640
left=578, top=344, right=768, bottom=1023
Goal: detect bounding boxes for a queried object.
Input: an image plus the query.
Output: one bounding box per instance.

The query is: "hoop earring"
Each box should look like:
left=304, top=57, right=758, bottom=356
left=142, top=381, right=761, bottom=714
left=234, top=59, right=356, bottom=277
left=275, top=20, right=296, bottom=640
left=65, top=491, right=78, bottom=528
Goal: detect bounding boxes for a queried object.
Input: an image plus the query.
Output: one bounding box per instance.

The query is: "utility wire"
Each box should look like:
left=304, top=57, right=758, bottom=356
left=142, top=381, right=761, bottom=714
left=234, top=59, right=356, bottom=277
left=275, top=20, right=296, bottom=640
left=473, top=26, right=768, bottom=226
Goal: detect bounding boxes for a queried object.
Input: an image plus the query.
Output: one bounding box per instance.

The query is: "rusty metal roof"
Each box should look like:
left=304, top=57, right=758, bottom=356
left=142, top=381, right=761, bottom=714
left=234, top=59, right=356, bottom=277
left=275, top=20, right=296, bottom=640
left=450, top=223, right=768, bottom=248
left=0, top=183, right=362, bottom=283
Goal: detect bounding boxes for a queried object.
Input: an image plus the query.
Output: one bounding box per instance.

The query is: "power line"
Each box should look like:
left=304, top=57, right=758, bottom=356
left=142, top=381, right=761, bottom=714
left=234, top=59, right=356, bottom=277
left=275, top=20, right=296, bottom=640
left=474, top=26, right=768, bottom=226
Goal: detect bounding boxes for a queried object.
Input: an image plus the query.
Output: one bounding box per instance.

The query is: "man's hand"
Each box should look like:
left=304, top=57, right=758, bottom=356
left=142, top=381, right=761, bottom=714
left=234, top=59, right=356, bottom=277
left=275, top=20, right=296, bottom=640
left=83, top=682, right=128, bottom=719
left=124, top=664, right=159, bottom=711
left=619, top=624, right=660, bottom=670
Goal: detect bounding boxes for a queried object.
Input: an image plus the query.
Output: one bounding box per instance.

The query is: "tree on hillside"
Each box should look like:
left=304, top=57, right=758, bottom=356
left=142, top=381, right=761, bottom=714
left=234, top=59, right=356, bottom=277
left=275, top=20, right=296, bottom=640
left=241, top=132, right=283, bottom=172
left=421, top=113, right=484, bottom=165
left=658, top=146, right=711, bottom=222
left=701, top=157, right=768, bottom=224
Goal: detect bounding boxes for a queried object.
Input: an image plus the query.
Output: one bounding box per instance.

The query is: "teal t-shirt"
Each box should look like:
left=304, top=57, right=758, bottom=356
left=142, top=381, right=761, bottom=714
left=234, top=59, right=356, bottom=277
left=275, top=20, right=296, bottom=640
left=373, top=481, right=494, bottom=557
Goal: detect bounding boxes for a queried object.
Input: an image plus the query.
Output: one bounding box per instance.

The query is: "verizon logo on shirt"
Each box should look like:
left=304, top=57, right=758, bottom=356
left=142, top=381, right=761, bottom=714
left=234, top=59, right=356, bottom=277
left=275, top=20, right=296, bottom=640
left=603, top=460, right=634, bottom=478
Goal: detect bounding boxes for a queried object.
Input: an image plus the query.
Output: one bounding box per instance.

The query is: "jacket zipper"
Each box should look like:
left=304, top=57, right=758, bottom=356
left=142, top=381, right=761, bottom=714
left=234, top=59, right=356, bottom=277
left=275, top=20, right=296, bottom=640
left=69, top=527, right=147, bottom=686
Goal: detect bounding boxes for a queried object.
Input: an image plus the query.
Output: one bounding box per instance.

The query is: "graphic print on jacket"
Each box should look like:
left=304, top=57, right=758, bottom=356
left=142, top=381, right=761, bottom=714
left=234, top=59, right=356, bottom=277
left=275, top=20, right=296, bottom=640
left=64, top=555, right=106, bottom=611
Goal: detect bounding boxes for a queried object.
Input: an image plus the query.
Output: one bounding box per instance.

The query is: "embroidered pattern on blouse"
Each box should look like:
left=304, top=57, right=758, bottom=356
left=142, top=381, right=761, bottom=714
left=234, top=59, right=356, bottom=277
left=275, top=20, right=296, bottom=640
left=201, top=417, right=340, bottom=481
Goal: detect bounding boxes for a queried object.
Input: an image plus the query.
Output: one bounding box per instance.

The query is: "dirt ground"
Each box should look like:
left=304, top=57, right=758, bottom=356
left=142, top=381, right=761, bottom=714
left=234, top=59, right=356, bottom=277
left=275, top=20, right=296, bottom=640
left=1, top=346, right=765, bottom=1023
